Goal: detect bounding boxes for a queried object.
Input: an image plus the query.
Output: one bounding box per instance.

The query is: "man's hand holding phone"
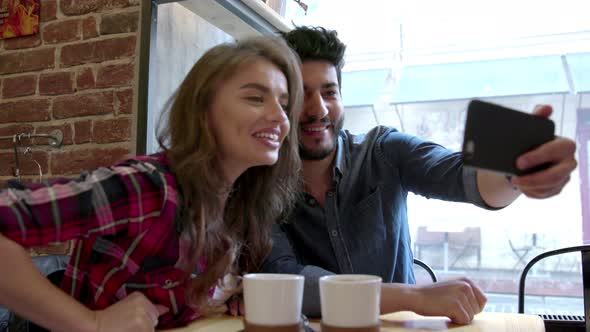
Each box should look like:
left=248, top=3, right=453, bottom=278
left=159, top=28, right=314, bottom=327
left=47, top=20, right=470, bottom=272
left=462, top=100, right=577, bottom=199
left=511, top=105, right=577, bottom=198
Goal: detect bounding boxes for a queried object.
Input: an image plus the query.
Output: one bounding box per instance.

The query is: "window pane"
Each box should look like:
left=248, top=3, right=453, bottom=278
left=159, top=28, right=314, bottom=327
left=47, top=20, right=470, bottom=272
left=285, top=0, right=590, bottom=315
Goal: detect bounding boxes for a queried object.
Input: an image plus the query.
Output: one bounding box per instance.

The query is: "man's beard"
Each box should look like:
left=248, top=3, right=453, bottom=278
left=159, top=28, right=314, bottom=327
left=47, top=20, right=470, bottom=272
left=299, top=116, right=344, bottom=161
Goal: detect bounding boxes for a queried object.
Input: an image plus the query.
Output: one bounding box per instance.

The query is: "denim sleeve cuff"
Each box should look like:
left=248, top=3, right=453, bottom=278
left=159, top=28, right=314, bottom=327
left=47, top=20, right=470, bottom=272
left=462, top=166, right=503, bottom=211
left=300, top=265, right=335, bottom=318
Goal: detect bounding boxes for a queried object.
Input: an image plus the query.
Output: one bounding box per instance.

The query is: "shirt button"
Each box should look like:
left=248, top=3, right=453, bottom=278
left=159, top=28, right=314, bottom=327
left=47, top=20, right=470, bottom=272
left=307, top=198, right=316, bottom=206
left=331, top=230, right=338, bottom=237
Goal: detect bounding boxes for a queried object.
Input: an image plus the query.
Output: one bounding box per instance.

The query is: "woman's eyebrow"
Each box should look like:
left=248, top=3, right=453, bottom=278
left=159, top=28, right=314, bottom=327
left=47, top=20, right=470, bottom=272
left=240, top=83, right=270, bottom=92
left=240, top=83, right=289, bottom=99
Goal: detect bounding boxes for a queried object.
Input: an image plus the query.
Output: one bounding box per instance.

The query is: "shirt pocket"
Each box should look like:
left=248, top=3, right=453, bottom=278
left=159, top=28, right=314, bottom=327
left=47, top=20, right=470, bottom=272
left=345, top=185, right=386, bottom=254
left=126, top=266, right=187, bottom=316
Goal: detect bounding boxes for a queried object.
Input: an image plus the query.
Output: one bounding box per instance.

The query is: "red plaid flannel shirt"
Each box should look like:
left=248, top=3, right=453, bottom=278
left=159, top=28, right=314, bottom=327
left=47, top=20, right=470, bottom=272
left=0, top=153, right=204, bottom=328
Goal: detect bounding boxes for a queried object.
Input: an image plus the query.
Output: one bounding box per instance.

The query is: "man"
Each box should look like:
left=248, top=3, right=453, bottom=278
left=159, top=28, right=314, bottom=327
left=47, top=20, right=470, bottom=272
left=261, top=26, right=577, bottom=324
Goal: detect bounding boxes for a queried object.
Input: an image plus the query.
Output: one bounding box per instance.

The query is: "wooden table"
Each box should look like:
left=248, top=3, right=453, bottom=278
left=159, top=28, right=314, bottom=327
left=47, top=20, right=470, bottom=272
left=163, top=311, right=545, bottom=331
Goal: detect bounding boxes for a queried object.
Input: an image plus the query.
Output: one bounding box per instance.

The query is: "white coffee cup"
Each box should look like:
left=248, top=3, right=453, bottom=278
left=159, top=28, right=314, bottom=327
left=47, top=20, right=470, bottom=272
left=319, top=274, right=382, bottom=328
left=243, top=273, right=304, bottom=327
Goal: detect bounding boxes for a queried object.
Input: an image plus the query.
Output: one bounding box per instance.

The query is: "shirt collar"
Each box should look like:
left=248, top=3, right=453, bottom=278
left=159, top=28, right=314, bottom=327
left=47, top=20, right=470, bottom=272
left=333, top=134, right=346, bottom=180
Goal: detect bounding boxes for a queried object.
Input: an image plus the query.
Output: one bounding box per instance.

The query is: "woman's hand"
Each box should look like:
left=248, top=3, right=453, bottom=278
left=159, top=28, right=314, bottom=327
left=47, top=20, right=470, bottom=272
left=227, top=294, right=245, bottom=316
left=94, top=292, right=169, bottom=332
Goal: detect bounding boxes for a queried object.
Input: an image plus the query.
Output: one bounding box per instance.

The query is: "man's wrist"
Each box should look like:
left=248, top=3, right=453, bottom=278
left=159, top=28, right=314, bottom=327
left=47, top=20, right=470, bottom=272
left=505, top=175, right=513, bottom=185
left=505, top=175, right=520, bottom=191
left=380, top=283, right=418, bottom=314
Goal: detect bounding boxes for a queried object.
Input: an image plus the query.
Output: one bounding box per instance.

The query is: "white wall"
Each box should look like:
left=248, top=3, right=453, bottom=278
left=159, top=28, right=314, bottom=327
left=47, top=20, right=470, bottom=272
left=146, top=3, right=233, bottom=154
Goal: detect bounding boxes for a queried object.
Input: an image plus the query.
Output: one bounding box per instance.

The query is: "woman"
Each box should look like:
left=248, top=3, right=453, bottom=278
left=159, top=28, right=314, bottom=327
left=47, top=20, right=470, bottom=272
left=0, top=36, right=303, bottom=332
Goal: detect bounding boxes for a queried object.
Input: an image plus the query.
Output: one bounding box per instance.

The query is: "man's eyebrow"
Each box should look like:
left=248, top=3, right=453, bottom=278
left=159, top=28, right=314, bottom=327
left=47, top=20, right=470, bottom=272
left=240, top=83, right=289, bottom=98
left=303, top=82, right=339, bottom=90
left=321, top=82, right=339, bottom=89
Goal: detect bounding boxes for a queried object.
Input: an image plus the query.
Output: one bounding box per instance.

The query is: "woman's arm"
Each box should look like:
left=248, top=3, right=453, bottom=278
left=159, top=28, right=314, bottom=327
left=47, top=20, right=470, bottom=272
left=0, top=234, right=168, bottom=332
left=0, top=162, right=168, bottom=248
left=0, top=234, right=96, bottom=332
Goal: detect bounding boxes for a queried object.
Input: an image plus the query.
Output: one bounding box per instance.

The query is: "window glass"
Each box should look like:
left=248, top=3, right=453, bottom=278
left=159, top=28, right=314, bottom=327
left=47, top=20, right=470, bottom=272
left=285, top=0, right=590, bottom=315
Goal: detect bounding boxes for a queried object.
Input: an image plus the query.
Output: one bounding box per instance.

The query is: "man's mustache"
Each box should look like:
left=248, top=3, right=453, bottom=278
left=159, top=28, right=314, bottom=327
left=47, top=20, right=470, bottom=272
left=299, top=117, right=333, bottom=126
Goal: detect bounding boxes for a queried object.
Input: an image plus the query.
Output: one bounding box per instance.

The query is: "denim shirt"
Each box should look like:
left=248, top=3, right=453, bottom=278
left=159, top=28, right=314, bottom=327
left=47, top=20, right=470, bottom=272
left=261, top=126, right=491, bottom=317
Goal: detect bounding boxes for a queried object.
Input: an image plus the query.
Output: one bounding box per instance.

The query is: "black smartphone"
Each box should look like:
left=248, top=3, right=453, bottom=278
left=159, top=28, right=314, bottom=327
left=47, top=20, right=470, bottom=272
left=462, top=100, right=555, bottom=176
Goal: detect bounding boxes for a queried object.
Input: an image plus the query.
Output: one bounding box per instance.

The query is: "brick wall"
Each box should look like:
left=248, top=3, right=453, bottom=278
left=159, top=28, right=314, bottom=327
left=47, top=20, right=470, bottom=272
left=0, top=0, right=140, bottom=184
left=0, top=0, right=141, bottom=255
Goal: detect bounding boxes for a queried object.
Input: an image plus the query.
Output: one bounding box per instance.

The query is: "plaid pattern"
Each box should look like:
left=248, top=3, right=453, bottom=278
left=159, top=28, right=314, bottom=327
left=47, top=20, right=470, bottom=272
left=0, top=153, right=203, bottom=328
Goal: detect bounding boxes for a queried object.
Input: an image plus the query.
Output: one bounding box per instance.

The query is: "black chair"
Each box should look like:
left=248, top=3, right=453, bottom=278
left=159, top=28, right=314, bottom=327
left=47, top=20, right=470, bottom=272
left=518, top=244, right=590, bottom=332
left=414, top=258, right=438, bottom=283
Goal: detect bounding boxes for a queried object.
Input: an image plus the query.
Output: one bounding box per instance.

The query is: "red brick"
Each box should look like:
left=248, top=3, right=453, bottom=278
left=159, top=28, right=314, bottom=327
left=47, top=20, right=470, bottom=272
left=0, top=152, right=18, bottom=177
left=93, top=117, right=131, bottom=143
left=51, top=147, right=130, bottom=175
left=60, top=36, right=136, bottom=67
left=106, top=0, right=140, bottom=9
left=40, top=0, right=58, bottom=22
left=42, top=19, right=81, bottom=44
left=53, top=91, right=114, bottom=119
left=0, top=150, right=48, bottom=177
left=0, top=48, right=55, bottom=75
left=100, top=11, right=139, bottom=35
left=0, top=99, right=51, bottom=123
left=0, top=124, right=35, bottom=149
left=35, top=124, right=74, bottom=146
left=2, top=74, right=37, bottom=99
left=39, top=71, right=74, bottom=96
left=61, top=0, right=139, bottom=16
left=115, top=89, right=133, bottom=114
left=4, top=34, right=42, bottom=50
left=96, top=63, right=134, bottom=88
left=60, top=0, right=102, bottom=15
left=74, top=120, right=92, bottom=144
left=31, top=242, right=73, bottom=256
left=0, top=148, right=49, bottom=178
left=76, top=67, right=95, bottom=90
left=18, top=151, right=50, bottom=177
left=82, top=16, right=98, bottom=40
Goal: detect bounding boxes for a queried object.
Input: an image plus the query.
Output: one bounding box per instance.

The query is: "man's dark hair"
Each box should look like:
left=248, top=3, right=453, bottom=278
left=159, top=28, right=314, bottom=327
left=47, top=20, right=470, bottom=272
left=281, top=26, right=347, bottom=87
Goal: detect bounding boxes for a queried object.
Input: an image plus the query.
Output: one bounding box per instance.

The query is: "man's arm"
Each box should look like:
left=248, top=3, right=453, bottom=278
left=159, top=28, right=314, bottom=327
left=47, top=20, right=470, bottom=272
left=263, top=225, right=490, bottom=324
left=261, top=224, right=334, bottom=317
left=476, top=105, right=577, bottom=208
left=380, top=277, right=487, bottom=325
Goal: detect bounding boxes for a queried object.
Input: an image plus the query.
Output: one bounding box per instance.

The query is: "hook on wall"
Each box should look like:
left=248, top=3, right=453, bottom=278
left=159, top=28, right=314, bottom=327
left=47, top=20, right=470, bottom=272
left=1, top=129, right=64, bottom=182
left=14, top=130, right=64, bottom=148
left=23, top=146, right=43, bottom=183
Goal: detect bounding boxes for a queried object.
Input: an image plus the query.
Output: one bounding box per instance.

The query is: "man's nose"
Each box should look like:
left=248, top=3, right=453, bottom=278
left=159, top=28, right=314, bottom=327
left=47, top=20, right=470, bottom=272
left=305, top=92, right=329, bottom=119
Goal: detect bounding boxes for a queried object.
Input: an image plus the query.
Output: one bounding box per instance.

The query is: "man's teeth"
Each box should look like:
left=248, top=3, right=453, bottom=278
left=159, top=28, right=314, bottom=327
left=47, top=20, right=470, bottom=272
left=255, top=132, right=279, bottom=140
left=305, top=127, right=325, bottom=132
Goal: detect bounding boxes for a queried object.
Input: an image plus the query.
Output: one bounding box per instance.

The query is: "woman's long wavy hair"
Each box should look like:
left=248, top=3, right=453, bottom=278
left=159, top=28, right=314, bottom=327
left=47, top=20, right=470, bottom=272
left=157, top=37, right=303, bottom=308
